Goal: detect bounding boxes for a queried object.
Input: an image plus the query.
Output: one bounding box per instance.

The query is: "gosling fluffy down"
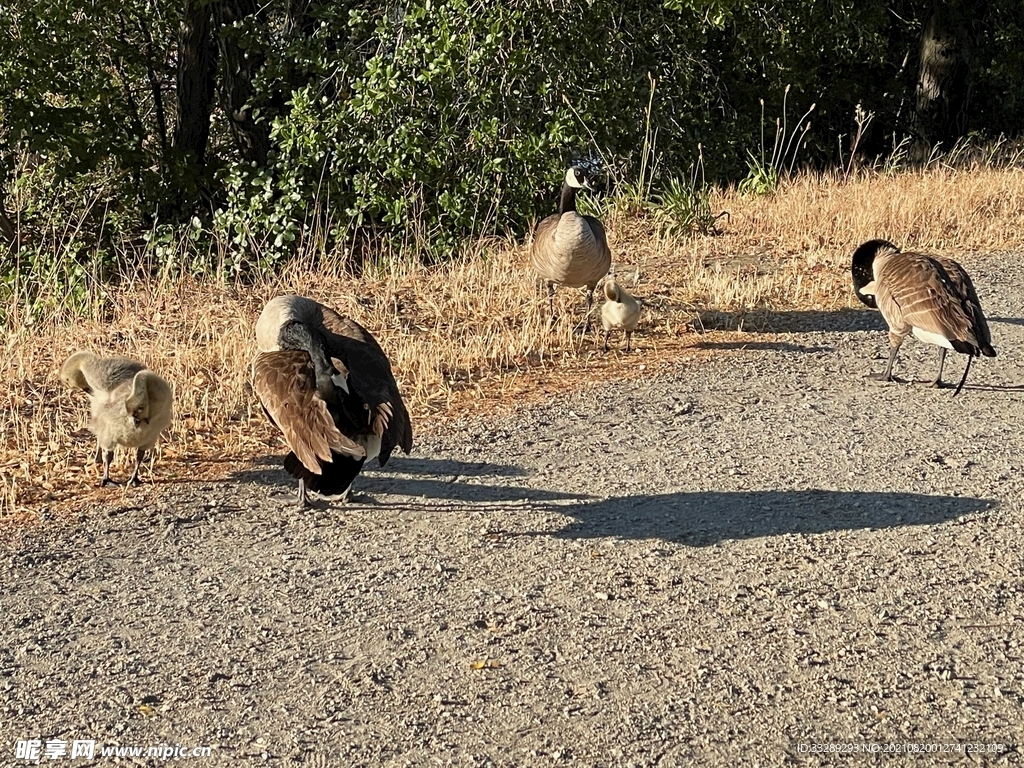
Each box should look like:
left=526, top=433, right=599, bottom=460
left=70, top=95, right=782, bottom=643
left=600, top=277, right=641, bottom=352
left=60, top=351, right=173, bottom=486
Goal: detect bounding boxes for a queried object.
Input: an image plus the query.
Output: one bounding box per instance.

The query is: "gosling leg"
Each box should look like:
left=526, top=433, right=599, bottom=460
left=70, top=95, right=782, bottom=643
left=99, top=449, right=117, bottom=487
left=127, top=448, right=146, bottom=487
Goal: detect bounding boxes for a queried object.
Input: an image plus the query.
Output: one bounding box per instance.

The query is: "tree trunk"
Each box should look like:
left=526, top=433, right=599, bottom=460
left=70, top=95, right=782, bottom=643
left=912, top=0, right=987, bottom=153
left=173, top=0, right=218, bottom=166
left=214, top=0, right=270, bottom=166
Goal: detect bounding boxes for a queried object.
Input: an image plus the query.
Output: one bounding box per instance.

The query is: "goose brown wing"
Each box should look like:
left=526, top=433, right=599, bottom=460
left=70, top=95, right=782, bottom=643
left=583, top=215, right=611, bottom=260
left=318, top=309, right=413, bottom=464
left=877, top=254, right=975, bottom=343
left=934, top=255, right=995, bottom=353
left=252, top=350, right=364, bottom=475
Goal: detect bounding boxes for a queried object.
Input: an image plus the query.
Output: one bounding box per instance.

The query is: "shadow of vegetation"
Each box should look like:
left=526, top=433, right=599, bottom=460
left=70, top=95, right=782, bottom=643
left=694, top=340, right=834, bottom=354
left=547, top=489, right=993, bottom=546
left=694, top=308, right=886, bottom=334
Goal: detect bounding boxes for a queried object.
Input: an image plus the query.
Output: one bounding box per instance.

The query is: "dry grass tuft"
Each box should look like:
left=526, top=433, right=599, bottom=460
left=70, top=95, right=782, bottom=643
left=3, top=165, right=1024, bottom=524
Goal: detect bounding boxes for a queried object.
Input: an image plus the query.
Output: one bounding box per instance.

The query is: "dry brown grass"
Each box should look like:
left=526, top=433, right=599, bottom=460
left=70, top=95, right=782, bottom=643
left=4, top=165, right=1024, bottom=525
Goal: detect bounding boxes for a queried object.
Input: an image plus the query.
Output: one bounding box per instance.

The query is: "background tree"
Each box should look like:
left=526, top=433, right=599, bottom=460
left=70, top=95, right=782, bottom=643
left=1, top=0, right=1022, bottom=275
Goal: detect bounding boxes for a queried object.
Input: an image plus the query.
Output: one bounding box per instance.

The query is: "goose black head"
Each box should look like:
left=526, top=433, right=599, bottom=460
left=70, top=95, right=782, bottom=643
left=851, top=239, right=898, bottom=309
left=565, top=166, right=593, bottom=191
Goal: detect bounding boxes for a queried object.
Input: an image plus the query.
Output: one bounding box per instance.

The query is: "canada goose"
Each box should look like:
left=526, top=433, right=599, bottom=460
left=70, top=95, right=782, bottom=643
left=59, top=351, right=173, bottom=486
left=252, top=295, right=413, bottom=507
left=531, top=166, right=612, bottom=332
left=600, top=275, right=641, bottom=352
left=851, top=239, right=996, bottom=395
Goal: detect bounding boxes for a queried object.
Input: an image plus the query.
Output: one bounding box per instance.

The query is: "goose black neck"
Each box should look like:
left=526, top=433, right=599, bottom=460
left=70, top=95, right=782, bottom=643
left=279, top=321, right=337, bottom=403
left=558, top=183, right=579, bottom=215
left=851, top=239, right=895, bottom=309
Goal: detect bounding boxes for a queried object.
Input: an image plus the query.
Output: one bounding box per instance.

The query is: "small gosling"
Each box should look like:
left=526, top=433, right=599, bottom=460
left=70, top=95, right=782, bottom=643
left=60, top=351, right=173, bottom=486
left=600, top=277, right=641, bottom=352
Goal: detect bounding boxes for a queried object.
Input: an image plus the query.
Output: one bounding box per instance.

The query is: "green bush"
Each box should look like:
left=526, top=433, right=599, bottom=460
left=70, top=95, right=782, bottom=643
left=2, top=0, right=1024, bottom=289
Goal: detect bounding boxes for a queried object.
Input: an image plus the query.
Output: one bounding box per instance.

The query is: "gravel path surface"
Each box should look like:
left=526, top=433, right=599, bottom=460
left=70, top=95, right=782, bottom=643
left=3, top=252, right=1024, bottom=766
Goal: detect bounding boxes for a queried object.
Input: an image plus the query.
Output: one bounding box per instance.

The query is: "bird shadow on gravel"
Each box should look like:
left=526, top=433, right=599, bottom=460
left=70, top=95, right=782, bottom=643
left=989, top=316, right=1024, bottom=327
left=693, top=308, right=886, bottom=334
left=694, top=340, right=834, bottom=354
left=745, top=308, right=888, bottom=334
left=372, top=456, right=529, bottom=478
left=230, top=458, right=583, bottom=505
left=547, top=489, right=994, bottom=546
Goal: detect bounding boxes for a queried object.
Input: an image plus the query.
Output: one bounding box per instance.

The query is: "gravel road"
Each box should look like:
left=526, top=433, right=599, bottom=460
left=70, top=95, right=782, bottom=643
left=3, top=252, right=1024, bottom=766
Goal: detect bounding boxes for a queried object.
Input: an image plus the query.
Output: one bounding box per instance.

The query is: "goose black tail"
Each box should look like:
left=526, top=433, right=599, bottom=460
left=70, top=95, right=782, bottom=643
left=953, top=356, right=973, bottom=397
left=284, top=451, right=366, bottom=495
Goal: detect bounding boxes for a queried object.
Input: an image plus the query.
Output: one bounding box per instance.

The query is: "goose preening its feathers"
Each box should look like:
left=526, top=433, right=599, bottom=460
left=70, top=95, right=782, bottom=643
left=600, top=276, right=641, bottom=352
left=252, top=295, right=412, bottom=507
left=531, top=166, right=612, bottom=332
left=851, top=239, right=996, bottom=395
left=59, top=351, right=173, bottom=486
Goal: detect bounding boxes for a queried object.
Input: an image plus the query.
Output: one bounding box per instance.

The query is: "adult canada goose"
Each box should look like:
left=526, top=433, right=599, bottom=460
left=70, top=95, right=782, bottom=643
left=851, top=239, right=996, bottom=395
left=252, top=295, right=413, bottom=507
left=59, top=351, right=173, bottom=486
left=531, top=166, right=612, bottom=332
left=600, top=275, right=641, bottom=352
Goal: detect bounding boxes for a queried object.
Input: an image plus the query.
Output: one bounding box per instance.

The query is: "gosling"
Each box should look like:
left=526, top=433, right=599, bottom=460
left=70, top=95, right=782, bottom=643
left=600, top=276, right=641, bottom=352
left=60, top=351, right=173, bottom=486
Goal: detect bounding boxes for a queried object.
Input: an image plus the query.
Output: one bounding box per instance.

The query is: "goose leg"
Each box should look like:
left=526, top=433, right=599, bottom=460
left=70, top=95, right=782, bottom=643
left=583, top=288, right=594, bottom=336
left=94, top=440, right=103, bottom=465
left=626, top=331, right=633, bottom=353
left=870, top=336, right=903, bottom=382
left=602, top=330, right=610, bottom=353
left=99, top=449, right=117, bottom=487
left=929, top=348, right=948, bottom=387
left=546, top=282, right=555, bottom=328
left=295, top=479, right=309, bottom=508
left=127, top=448, right=146, bottom=487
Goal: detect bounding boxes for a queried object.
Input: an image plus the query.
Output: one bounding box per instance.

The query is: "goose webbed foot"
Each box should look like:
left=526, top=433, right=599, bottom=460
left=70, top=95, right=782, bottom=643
left=270, top=479, right=309, bottom=509
left=322, top=485, right=374, bottom=504
left=868, top=372, right=895, bottom=383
